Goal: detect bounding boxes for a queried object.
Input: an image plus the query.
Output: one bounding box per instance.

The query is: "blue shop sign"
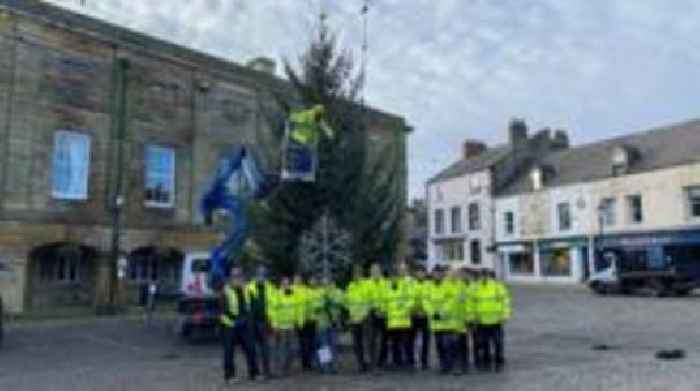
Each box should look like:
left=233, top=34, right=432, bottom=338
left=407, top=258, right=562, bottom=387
left=599, top=231, right=700, bottom=248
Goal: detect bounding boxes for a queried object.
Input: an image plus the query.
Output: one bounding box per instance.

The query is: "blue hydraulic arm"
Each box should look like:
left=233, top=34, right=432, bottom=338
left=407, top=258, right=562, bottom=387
left=201, top=145, right=276, bottom=290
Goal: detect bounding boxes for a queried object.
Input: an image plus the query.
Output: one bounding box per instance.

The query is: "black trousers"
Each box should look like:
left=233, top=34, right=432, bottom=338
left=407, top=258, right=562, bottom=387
left=387, top=328, right=411, bottom=368
left=251, top=320, right=271, bottom=376
left=409, top=315, right=430, bottom=368
left=476, top=325, right=504, bottom=368
left=455, top=332, right=470, bottom=371
left=222, top=322, right=258, bottom=380
left=299, top=321, right=317, bottom=370
left=370, top=313, right=388, bottom=368
left=351, top=322, right=369, bottom=371
left=434, top=331, right=456, bottom=373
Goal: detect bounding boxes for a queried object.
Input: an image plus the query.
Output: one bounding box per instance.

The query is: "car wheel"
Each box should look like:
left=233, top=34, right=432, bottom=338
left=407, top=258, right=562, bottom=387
left=590, top=282, right=606, bottom=295
left=648, top=279, right=669, bottom=298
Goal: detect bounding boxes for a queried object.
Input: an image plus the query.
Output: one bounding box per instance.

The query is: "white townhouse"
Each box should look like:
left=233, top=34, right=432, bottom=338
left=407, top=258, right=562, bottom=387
left=426, top=119, right=568, bottom=274
left=494, top=118, right=700, bottom=284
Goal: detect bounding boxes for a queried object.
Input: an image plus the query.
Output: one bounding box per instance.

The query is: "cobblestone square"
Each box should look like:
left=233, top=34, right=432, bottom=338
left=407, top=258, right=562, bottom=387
left=2, top=286, right=700, bottom=390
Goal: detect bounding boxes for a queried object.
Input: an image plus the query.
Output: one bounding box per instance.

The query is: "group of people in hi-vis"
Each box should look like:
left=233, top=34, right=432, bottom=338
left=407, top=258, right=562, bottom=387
left=219, top=261, right=512, bottom=385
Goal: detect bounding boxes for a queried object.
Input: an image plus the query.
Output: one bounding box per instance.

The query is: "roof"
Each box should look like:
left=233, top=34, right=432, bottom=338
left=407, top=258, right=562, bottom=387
left=428, top=145, right=510, bottom=184
left=498, top=118, right=700, bottom=196
left=1, top=0, right=408, bottom=128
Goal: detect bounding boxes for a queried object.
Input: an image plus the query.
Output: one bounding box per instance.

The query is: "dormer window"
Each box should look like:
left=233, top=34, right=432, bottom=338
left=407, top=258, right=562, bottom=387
left=611, top=146, right=631, bottom=176
left=531, top=167, right=543, bottom=190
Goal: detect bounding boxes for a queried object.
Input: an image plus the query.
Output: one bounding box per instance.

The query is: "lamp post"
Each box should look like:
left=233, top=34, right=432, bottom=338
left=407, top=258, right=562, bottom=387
left=596, top=201, right=608, bottom=273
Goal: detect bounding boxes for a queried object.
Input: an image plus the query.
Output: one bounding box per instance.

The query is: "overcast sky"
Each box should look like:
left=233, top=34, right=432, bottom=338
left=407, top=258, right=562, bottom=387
left=48, top=0, right=700, bottom=200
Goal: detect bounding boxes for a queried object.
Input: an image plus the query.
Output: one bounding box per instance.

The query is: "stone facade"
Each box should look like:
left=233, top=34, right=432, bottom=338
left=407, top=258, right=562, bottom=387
left=0, top=1, right=409, bottom=314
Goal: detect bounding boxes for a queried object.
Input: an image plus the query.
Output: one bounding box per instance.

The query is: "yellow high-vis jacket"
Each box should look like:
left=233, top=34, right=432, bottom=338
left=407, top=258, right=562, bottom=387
left=473, top=279, right=511, bottom=326
left=220, top=284, right=253, bottom=328
left=269, top=287, right=304, bottom=330
left=384, top=279, right=416, bottom=330
left=289, top=105, right=334, bottom=146
left=365, top=277, right=390, bottom=315
left=344, top=278, right=370, bottom=324
left=422, top=280, right=456, bottom=332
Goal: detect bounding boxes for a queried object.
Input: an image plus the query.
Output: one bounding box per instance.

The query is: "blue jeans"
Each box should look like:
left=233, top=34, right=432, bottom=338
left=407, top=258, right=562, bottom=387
left=316, top=326, right=338, bottom=373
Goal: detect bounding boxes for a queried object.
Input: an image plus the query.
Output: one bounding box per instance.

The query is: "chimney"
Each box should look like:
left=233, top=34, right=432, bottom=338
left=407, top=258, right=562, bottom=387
left=509, top=118, right=528, bottom=148
left=463, top=140, right=487, bottom=160
left=552, top=129, right=570, bottom=149
left=246, top=57, right=276, bottom=75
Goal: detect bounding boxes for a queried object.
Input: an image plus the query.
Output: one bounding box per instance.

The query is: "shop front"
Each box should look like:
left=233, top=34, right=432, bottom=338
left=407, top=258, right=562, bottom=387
left=498, top=243, right=537, bottom=282
left=538, top=238, right=589, bottom=283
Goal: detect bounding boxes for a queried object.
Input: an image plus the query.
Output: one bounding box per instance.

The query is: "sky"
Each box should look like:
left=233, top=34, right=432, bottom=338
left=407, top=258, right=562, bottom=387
left=48, top=0, right=700, bottom=200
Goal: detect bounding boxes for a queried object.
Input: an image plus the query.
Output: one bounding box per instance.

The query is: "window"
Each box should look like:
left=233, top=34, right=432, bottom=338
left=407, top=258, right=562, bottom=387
left=434, top=209, right=444, bottom=235
left=450, top=206, right=462, bottom=233
left=504, top=211, right=515, bottom=235
left=129, top=258, right=159, bottom=282
left=470, top=240, right=481, bottom=264
left=39, top=252, right=81, bottom=283
left=435, top=239, right=463, bottom=261
left=52, top=130, right=91, bottom=200
left=531, top=168, right=543, bottom=190
left=468, top=203, right=481, bottom=230
left=557, top=203, right=571, bottom=231
left=687, top=187, right=700, bottom=218
left=626, top=195, right=643, bottom=224
left=599, top=198, right=616, bottom=226
left=508, top=253, right=534, bottom=274
left=541, top=248, right=572, bottom=276
left=145, top=145, right=175, bottom=207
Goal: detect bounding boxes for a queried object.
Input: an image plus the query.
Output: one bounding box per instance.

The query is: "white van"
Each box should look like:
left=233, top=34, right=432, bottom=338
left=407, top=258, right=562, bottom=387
left=175, top=252, right=221, bottom=341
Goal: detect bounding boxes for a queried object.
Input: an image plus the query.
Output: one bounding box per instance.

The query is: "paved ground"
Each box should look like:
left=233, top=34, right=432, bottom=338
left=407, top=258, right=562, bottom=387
left=2, top=285, right=700, bottom=390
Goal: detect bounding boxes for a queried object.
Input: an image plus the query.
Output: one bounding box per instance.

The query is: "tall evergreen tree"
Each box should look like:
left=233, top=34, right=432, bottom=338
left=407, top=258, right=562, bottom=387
left=253, top=16, right=404, bottom=278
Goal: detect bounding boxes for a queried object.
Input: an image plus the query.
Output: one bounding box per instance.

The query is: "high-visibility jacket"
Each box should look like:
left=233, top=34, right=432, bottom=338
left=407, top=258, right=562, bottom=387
left=423, top=281, right=456, bottom=332
left=310, top=285, right=344, bottom=329
left=365, top=277, right=389, bottom=315
left=413, top=279, right=432, bottom=316
left=245, top=281, right=277, bottom=322
left=292, top=283, right=309, bottom=322
left=289, top=105, right=334, bottom=145
left=463, top=281, right=477, bottom=324
left=303, top=285, right=323, bottom=324
left=344, top=278, right=370, bottom=324
left=220, top=284, right=253, bottom=328
left=445, top=278, right=471, bottom=333
left=384, top=280, right=416, bottom=330
left=269, top=287, right=304, bottom=330
left=473, top=279, right=511, bottom=326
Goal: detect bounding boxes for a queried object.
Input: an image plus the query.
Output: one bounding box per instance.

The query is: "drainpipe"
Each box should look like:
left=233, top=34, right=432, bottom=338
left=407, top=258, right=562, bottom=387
left=108, top=57, right=129, bottom=312
left=1, top=13, right=17, bottom=214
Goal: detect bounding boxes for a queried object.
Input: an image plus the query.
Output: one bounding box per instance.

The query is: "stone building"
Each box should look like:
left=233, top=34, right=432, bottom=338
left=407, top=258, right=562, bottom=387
left=0, top=0, right=410, bottom=314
